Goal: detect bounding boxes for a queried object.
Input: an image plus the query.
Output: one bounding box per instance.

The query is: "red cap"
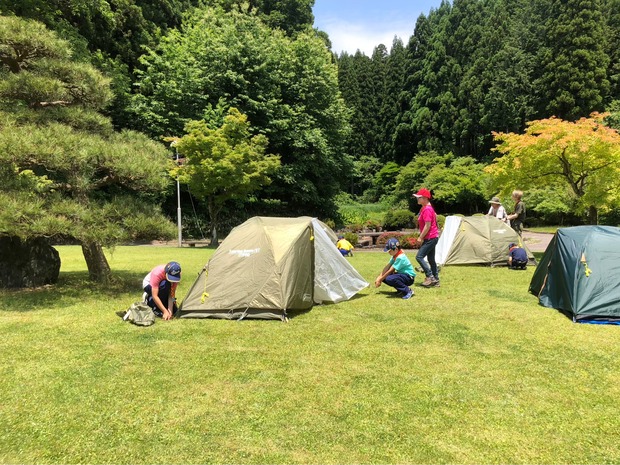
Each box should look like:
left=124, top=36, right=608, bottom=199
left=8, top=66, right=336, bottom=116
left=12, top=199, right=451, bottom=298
left=413, top=188, right=432, bottom=199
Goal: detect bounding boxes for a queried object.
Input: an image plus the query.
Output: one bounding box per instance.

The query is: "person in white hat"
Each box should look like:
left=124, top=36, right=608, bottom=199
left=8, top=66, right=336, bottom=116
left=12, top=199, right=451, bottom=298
left=487, top=196, right=507, bottom=222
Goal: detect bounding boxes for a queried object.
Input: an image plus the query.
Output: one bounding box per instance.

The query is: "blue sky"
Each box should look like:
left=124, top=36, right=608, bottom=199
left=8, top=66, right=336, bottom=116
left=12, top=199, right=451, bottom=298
left=312, top=0, right=441, bottom=56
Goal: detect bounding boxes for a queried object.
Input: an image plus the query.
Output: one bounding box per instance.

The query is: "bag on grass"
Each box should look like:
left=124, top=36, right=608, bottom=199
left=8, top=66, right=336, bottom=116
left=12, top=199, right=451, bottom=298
left=122, top=301, right=155, bottom=326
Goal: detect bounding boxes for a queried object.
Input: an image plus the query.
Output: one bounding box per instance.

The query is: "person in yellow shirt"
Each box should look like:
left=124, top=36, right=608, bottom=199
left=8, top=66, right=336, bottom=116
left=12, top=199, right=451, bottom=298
left=337, top=234, right=354, bottom=257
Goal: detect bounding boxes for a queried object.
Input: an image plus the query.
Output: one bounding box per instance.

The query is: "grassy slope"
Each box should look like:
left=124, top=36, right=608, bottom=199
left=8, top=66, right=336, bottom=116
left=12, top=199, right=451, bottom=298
left=1, top=246, right=619, bottom=464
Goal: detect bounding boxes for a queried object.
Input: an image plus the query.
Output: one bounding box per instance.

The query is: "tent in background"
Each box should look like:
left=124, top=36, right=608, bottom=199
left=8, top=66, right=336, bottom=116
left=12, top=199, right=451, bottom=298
left=436, top=215, right=535, bottom=266
left=529, top=226, right=620, bottom=323
left=179, top=216, right=368, bottom=321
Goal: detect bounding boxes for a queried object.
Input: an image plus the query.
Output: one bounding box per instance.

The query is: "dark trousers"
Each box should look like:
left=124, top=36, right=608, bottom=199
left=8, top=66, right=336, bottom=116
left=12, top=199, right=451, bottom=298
left=384, top=273, right=414, bottom=294
left=416, top=237, right=439, bottom=279
left=144, top=281, right=178, bottom=317
left=510, top=260, right=528, bottom=270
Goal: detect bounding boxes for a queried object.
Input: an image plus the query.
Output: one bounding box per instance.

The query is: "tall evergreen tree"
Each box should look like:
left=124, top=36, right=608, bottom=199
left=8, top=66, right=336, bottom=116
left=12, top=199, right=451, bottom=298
left=537, top=0, right=610, bottom=120
left=379, top=37, right=409, bottom=164
left=603, top=0, right=620, bottom=102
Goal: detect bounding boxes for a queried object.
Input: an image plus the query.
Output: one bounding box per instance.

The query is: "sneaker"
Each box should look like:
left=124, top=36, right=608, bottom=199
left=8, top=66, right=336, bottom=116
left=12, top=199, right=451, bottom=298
left=420, top=277, right=434, bottom=287
left=402, top=288, right=413, bottom=299
left=431, top=277, right=440, bottom=287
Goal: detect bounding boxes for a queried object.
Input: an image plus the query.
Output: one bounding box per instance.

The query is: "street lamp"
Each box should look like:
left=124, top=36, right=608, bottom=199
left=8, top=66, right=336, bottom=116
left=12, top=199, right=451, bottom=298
left=170, top=140, right=182, bottom=248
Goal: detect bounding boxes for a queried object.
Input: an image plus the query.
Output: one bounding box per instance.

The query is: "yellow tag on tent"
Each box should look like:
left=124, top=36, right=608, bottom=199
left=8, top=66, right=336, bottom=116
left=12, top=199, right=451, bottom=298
left=580, top=253, right=592, bottom=277
left=201, top=269, right=210, bottom=302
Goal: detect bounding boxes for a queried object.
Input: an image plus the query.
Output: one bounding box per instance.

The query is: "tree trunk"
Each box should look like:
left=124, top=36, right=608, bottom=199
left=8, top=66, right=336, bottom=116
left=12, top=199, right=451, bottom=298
left=207, top=198, right=220, bottom=247
left=588, top=205, right=598, bottom=225
left=81, top=241, right=112, bottom=283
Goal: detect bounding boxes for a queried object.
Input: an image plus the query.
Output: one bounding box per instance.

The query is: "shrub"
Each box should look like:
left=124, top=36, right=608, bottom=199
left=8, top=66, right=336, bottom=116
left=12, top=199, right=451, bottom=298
left=399, top=232, right=420, bottom=249
left=436, top=214, right=446, bottom=230
left=383, top=209, right=416, bottom=230
left=376, top=231, right=404, bottom=249
left=365, top=219, right=383, bottom=231
left=343, top=232, right=358, bottom=246
left=347, top=223, right=364, bottom=233
left=323, top=218, right=336, bottom=230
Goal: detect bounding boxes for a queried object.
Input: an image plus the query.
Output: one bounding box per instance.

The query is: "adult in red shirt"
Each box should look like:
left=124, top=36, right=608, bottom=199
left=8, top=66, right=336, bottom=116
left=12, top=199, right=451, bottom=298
left=413, top=188, right=440, bottom=287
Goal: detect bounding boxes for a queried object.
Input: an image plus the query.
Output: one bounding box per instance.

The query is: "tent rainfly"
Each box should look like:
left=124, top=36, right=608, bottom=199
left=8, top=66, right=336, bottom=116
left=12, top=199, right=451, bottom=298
left=178, top=216, right=368, bottom=321
left=436, top=215, right=535, bottom=266
left=529, top=226, right=620, bottom=323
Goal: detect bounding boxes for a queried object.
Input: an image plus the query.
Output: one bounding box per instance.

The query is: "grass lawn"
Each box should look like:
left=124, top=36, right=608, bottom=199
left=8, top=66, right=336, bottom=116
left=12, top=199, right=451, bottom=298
left=2, top=245, right=620, bottom=464
left=525, top=226, right=559, bottom=234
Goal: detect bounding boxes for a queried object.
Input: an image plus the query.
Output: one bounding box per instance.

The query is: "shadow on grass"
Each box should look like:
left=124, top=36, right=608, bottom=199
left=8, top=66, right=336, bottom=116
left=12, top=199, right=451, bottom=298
left=1, top=270, right=145, bottom=313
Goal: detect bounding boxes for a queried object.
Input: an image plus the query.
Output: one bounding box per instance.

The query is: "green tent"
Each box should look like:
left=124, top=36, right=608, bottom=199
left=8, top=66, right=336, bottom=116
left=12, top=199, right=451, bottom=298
left=529, top=226, right=620, bottom=323
left=178, top=216, right=368, bottom=321
left=436, top=216, right=535, bottom=266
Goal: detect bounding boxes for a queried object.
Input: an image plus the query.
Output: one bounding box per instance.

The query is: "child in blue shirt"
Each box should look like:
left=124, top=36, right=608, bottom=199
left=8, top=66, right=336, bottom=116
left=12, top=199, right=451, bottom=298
left=374, top=238, right=416, bottom=299
left=508, top=243, right=528, bottom=269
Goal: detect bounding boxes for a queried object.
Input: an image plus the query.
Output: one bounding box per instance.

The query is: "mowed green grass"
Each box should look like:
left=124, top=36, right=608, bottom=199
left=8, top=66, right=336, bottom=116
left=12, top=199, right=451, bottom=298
left=1, top=245, right=620, bottom=464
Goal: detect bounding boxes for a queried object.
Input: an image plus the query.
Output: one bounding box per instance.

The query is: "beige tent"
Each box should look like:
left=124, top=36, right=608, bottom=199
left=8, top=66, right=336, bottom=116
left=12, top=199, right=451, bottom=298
left=179, top=216, right=368, bottom=320
left=436, top=215, right=535, bottom=266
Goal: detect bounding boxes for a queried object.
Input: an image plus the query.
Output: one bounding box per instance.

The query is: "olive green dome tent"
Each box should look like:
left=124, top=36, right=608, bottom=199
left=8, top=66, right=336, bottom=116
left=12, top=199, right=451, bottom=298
left=529, top=226, right=620, bottom=323
left=436, top=215, right=535, bottom=266
left=178, top=216, right=368, bottom=321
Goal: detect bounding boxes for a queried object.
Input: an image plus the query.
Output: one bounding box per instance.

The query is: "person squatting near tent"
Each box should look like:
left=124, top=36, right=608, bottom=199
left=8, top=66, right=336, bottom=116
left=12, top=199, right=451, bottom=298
left=142, top=261, right=181, bottom=320
left=487, top=196, right=508, bottom=223
left=507, top=190, right=526, bottom=235
left=374, top=238, right=416, bottom=299
left=413, top=188, right=440, bottom=287
left=336, top=234, right=354, bottom=257
left=508, top=243, right=528, bottom=269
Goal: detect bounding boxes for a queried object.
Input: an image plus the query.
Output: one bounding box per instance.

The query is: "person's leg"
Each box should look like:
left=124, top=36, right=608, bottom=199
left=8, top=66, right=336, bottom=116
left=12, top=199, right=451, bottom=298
left=384, top=274, right=414, bottom=297
left=143, top=284, right=156, bottom=313
left=144, top=281, right=171, bottom=317
left=416, top=241, right=433, bottom=278
left=425, top=237, right=439, bottom=282
left=339, top=249, right=348, bottom=257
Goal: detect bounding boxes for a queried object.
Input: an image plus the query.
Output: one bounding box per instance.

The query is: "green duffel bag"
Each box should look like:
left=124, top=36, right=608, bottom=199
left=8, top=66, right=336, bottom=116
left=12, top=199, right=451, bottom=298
left=122, top=301, right=155, bottom=326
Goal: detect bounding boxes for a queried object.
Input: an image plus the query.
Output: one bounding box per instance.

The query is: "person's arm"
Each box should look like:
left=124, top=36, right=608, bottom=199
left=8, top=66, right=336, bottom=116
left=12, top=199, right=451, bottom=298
left=166, top=295, right=175, bottom=320
left=375, top=263, right=395, bottom=287
left=507, top=203, right=522, bottom=220
left=151, top=286, right=172, bottom=320
left=416, top=222, right=431, bottom=243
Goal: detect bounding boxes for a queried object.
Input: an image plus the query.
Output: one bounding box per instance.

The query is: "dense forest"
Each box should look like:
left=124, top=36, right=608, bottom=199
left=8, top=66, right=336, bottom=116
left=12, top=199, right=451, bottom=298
left=2, top=0, right=620, bottom=267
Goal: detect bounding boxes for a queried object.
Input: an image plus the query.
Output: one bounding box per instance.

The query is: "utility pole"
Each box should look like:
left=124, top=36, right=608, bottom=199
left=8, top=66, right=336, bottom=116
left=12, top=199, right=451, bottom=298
left=171, top=141, right=182, bottom=247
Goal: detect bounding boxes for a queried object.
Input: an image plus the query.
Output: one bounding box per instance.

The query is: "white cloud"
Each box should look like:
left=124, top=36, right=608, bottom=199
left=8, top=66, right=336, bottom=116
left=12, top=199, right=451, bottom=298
left=321, top=18, right=413, bottom=56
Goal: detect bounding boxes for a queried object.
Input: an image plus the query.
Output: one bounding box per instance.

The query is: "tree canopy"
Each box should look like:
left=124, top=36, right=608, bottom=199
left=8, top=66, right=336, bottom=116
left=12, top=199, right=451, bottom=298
left=130, top=6, right=350, bottom=219
left=0, top=16, right=175, bottom=282
left=171, top=108, right=281, bottom=244
left=486, top=114, right=620, bottom=224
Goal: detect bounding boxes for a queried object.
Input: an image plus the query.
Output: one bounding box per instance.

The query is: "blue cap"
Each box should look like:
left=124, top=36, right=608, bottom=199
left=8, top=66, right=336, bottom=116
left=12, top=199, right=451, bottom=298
left=384, top=238, right=400, bottom=252
left=165, top=261, right=182, bottom=282
left=508, top=243, right=517, bottom=249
